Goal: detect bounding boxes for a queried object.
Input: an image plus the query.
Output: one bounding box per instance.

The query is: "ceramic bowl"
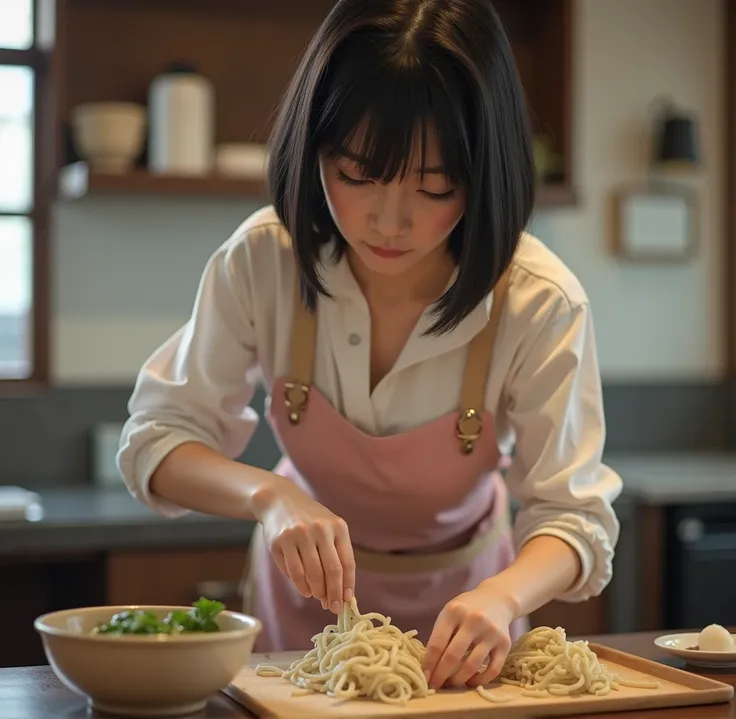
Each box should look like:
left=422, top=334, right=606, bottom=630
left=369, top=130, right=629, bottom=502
left=34, top=604, right=261, bottom=717
left=70, top=102, right=146, bottom=174
left=215, top=142, right=269, bottom=178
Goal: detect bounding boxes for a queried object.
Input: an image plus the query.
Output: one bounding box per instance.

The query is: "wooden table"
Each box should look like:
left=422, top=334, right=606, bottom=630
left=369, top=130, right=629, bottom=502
left=1, top=632, right=734, bottom=718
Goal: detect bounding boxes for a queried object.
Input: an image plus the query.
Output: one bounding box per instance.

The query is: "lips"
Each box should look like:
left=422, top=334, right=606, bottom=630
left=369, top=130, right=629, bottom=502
left=365, top=243, right=409, bottom=259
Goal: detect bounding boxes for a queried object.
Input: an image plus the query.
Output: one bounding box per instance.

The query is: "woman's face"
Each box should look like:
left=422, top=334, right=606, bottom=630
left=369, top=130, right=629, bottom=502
left=319, top=125, right=466, bottom=277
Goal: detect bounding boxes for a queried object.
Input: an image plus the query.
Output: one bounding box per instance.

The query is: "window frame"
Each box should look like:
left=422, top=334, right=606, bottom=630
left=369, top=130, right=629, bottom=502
left=727, top=1, right=736, bottom=378
left=0, top=2, right=51, bottom=387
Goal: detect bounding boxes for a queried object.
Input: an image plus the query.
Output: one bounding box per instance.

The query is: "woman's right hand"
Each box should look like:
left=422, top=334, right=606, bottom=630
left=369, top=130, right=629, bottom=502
left=252, top=476, right=356, bottom=614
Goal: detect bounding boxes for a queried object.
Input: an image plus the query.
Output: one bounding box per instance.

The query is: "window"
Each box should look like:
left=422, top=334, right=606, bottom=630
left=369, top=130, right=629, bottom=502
left=0, top=0, right=47, bottom=382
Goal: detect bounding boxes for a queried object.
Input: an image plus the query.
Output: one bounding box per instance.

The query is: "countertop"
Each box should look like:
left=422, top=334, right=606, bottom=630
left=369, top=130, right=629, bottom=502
left=0, top=487, right=254, bottom=557
left=1, top=631, right=733, bottom=719
left=1, top=452, right=734, bottom=559
left=605, top=452, right=736, bottom=504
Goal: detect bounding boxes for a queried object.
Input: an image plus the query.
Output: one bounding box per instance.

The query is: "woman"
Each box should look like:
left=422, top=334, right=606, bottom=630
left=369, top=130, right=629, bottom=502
left=117, top=0, right=622, bottom=690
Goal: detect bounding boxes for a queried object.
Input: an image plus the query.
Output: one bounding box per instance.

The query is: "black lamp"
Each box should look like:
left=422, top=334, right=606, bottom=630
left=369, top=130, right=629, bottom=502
left=652, top=104, right=700, bottom=169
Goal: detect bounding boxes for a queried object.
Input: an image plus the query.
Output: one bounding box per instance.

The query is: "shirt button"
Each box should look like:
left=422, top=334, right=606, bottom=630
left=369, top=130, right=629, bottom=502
left=348, top=333, right=361, bottom=346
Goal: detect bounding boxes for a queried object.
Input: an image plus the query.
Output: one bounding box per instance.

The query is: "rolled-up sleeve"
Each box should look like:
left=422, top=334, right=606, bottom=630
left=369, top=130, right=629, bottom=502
left=116, top=231, right=260, bottom=518
left=503, top=298, right=622, bottom=602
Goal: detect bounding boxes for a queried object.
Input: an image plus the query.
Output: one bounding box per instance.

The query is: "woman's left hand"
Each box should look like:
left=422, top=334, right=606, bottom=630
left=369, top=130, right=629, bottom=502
left=422, top=582, right=517, bottom=689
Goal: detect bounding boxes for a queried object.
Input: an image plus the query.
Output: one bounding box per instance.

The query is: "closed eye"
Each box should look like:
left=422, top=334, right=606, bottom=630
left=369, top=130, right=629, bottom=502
left=336, top=169, right=458, bottom=201
left=336, top=170, right=371, bottom=187
left=420, top=188, right=458, bottom=202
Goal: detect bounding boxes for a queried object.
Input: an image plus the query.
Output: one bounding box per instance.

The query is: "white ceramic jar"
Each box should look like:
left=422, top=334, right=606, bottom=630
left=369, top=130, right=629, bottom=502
left=148, top=63, right=215, bottom=175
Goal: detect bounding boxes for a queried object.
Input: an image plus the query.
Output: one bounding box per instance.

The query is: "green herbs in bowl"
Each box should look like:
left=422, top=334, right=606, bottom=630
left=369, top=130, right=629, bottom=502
left=93, top=597, right=224, bottom=635
left=34, top=599, right=261, bottom=717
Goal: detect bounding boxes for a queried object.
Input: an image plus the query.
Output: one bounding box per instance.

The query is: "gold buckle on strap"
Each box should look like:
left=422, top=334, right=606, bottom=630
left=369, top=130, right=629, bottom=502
left=284, top=382, right=310, bottom=424
left=456, top=408, right=483, bottom=454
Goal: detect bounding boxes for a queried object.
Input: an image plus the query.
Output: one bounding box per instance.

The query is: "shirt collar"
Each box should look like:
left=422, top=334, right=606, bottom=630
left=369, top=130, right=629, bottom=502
left=316, top=241, right=496, bottom=371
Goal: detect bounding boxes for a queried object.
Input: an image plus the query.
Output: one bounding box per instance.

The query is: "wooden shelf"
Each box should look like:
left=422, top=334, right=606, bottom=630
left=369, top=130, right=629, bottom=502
left=46, top=0, right=577, bottom=204
left=58, top=163, right=267, bottom=201
left=59, top=163, right=578, bottom=207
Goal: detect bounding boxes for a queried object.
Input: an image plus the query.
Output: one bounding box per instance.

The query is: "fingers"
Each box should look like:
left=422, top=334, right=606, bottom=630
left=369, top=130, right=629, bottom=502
left=424, top=595, right=512, bottom=689
left=271, top=546, right=288, bottom=578
left=275, top=529, right=353, bottom=612
left=317, top=535, right=344, bottom=613
left=467, top=647, right=507, bottom=687
left=280, top=544, right=311, bottom=598
left=423, top=610, right=463, bottom=689
left=319, top=519, right=355, bottom=613
left=267, top=508, right=354, bottom=611
left=427, top=627, right=476, bottom=689
left=299, top=542, right=327, bottom=601
left=447, top=641, right=494, bottom=687
left=422, top=617, right=454, bottom=685
left=334, top=521, right=356, bottom=603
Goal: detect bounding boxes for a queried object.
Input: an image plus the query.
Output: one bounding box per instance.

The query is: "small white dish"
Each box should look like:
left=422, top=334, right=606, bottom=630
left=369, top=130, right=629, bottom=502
left=654, top=632, right=736, bottom=668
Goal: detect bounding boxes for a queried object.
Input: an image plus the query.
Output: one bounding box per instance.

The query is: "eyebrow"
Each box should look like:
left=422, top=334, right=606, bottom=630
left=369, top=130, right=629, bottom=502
left=335, top=148, right=447, bottom=175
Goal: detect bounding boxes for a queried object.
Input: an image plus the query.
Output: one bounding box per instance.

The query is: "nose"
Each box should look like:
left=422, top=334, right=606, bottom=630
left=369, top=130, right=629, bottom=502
left=370, top=186, right=410, bottom=239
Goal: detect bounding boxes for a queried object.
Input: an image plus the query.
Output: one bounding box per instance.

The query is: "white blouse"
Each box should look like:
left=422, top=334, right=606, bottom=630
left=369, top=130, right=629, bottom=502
left=117, top=205, right=623, bottom=603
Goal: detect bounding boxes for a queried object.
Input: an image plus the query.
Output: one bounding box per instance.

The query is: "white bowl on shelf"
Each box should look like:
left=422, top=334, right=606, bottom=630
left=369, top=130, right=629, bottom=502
left=71, top=102, right=147, bottom=174
left=215, top=142, right=269, bottom=178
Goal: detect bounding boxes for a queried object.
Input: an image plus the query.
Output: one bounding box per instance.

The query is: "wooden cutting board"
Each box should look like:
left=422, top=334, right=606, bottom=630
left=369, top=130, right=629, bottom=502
left=224, top=647, right=734, bottom=718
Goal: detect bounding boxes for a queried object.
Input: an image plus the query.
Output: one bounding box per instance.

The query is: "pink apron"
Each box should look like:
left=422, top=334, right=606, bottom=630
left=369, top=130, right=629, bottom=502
left=243, top=270, right=528, bottom=652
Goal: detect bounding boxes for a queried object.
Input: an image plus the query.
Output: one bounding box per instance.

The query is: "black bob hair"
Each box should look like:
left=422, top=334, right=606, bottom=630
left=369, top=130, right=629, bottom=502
left=267, top=0, right=535, bottom=335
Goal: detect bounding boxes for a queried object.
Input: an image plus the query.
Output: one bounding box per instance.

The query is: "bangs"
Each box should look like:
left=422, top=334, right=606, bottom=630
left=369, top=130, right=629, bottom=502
left=268, top=0, right=535, bottom=334
left=314, top=35, right=472, bottom=186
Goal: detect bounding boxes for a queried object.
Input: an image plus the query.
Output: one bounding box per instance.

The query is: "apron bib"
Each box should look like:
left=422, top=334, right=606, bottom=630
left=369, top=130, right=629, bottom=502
left=242, top=270, right=528, bottom=651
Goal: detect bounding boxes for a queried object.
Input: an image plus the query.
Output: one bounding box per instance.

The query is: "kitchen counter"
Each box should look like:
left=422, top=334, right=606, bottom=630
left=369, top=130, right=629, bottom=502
left=0, top=487, right=254, bottom=557
left=1, top=631, right=734, bottom=719
left=2, top=451, right=734, bottom=558
left=605, top=452, right=736, bottom=504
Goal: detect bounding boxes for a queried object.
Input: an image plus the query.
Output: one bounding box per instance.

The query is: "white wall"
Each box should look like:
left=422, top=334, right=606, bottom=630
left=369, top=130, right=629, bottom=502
left=52, top=0, right=725, bottom=384
left=531, top=0, right=724, bottom=380
left=53, top=196, right=262, bottom=383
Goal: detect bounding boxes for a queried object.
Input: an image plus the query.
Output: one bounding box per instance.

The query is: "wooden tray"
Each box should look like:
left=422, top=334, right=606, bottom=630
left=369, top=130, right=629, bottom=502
left=224, top=646, right=734, bottom=718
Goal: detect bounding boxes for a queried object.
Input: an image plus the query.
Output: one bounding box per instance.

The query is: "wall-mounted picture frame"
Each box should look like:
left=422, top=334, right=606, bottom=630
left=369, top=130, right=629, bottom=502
left=611, top=184, right=697, bottom=262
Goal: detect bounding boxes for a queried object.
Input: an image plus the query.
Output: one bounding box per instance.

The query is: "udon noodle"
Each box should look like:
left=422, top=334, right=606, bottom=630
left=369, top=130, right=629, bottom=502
left=255, top=606, right=660, bottom=706
left=255, top=597, right=434, bottom=705
left=494, top=626, right=660, bottom=698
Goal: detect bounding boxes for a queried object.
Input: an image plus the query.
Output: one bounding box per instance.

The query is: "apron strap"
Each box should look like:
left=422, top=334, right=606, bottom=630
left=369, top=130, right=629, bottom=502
left=285, top=264, right=512, bottom=447
left=456, top=268, right=511, bottom=454
left=284, top=274, right=316, bottom=424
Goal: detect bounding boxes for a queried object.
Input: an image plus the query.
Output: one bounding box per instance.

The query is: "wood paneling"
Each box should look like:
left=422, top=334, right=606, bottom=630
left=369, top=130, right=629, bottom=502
left=47, top=0, right=577, bottom=202
left=106, top=547, right=249, bottom=609
left=530, top=595, right=608, bottom=637
left=58, top=0, right=335, bottom=161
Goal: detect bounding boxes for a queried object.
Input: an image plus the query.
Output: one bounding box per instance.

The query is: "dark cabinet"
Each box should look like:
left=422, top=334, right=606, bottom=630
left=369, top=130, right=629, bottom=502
left=0, top=547, right=247, bottom=668
left=665, top=503, right=736, bottom=629
left=0, top=554, right=106, bottom=667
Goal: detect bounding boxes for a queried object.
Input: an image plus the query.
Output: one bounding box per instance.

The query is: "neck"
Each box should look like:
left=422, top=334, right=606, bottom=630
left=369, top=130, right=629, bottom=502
left=347, top=243, right=455, bottom=307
